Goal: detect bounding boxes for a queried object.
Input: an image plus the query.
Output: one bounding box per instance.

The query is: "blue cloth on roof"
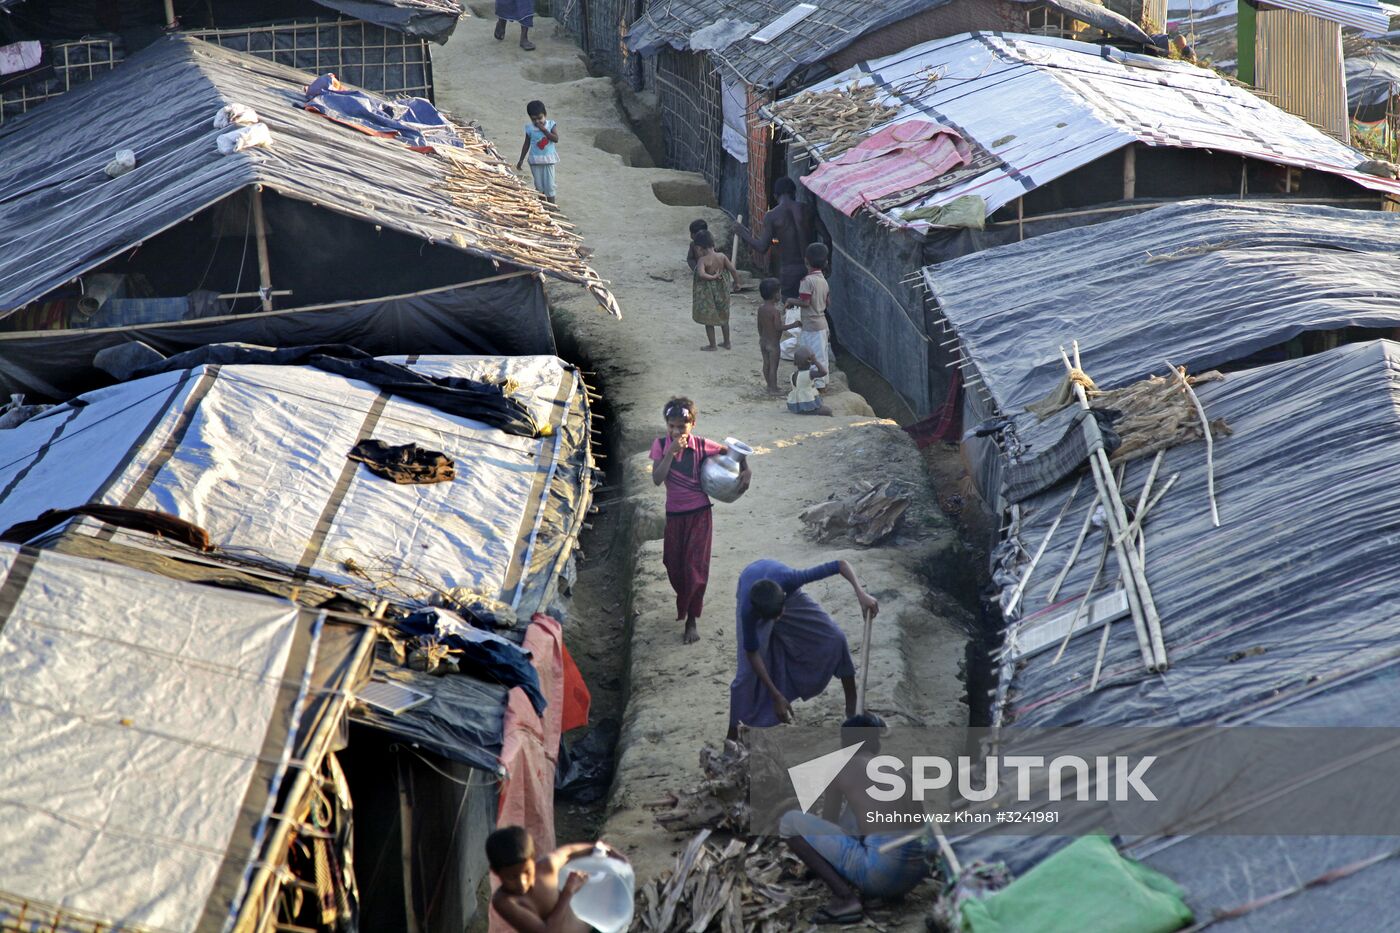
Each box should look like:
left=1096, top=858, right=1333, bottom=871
left=302, top=86, right=464, bottom=150
left=398, top=610, right=547, bottom=715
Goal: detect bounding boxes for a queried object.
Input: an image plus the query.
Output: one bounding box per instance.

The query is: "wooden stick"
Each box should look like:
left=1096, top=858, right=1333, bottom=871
left=1166, top=360, right=1221, bottom=527
left=1046, top=488, right=1097, bottom=604
left=731, top=214, right=743, bottom=267
left=1089, top=604, right=1114, bottom=692
left=1112, top=473, right=1179, bottom=548
left=1051, top=534, right=1109, bottom=664
left=1006, top=476, right=1082, bottom=615
left=252, top=187, right=274, bottom=312
left=856, top=606, right=874, bottom=714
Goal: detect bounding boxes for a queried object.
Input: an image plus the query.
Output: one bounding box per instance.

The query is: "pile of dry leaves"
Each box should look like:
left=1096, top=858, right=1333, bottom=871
left=799, top=480, right=912, bottom=546
left=633, top=830, right=830, bottom=933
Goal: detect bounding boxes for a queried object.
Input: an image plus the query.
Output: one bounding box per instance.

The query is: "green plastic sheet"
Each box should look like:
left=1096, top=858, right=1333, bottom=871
left=961, top=835, right=1193, bottom=933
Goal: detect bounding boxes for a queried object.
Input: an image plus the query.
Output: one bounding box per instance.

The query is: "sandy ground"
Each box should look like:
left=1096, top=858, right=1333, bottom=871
left=435, top=9, right=973, bottom=922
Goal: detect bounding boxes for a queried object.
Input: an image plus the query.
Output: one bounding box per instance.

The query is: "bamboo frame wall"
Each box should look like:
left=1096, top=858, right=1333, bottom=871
left=0, top=38, right=121, bottom=126
left=1256, top=6, right=1348, bottom=142
left=186, top=19, right=435, bottom=99
left=656, top=47, right=723, bottom=187
left=747, top=86, right=773, bottom=229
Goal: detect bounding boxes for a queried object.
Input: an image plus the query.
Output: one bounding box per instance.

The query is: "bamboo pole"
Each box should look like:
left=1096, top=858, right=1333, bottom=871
left=1006, top=476, right=1081, bottom=615
left=731, top=214, right=743, bottom=267
left=1059, top=346, right=1166, bottom=671
left=1051, top=534, right=1109, bottom=664
left=1046, top=494, right=1097, bottom=604
left=252, top=187, right=273, bottom=312
left=1166, top=360, right=1220, bottom=527
left=1123, top=144, right=1137, bottom=201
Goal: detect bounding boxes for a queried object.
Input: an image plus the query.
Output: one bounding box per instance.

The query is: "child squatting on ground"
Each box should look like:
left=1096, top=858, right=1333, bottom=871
left=487, top=826, right=627, bottom=932
left=516, top=100, right=559, bottom=203
left=691, top=228, right=739, bottom=350
left=789, top=346, right=833, bottom=416
left=650, top=397, right=750, bottom=644
left=787, top=242, right=832, bottom=388
left=757, top=276, right=800, bottom=395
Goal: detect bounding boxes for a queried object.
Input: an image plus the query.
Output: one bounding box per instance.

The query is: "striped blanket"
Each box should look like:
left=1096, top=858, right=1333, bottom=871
left=802, top=120, right=970, bottom=216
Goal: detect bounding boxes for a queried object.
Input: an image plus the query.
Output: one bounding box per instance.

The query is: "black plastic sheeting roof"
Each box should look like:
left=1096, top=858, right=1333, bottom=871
left=924, top=199, right=1400, bottom=413
left=0, top=36, right=612, bottom=317
left=314, top=0, right=463, bottom=43
left=626, top=0, right=948, bottom=89
left=1347, top=45, right=1400, bottom=110
left=958, top=340, right=1400, bottom=926
left=0, top=0, right=462, bottom=41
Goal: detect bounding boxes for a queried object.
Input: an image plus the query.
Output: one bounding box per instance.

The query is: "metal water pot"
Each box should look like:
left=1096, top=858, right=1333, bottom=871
left=700, top=436, right=753, bottom=503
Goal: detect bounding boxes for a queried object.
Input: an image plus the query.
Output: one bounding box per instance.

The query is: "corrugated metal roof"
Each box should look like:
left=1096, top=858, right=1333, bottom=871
left=626, top=0, right=948, bottom=89
left=771, top=32, right=1400, bottom=229
left=1264, top=0, right=1389, bottom=32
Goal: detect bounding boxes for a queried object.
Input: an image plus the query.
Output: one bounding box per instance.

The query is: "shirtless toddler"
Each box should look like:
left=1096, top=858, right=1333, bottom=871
left=488, top=826, right=626, bottom=932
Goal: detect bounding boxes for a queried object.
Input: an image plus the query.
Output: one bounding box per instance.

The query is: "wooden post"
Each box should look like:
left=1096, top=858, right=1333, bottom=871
left=162, top=0, right=176, bottom=27
left=251, top=187, right=274, bottom=312
left=1017, top=198, right=1025, bottom=241
left=1122, top=145, right=1136, bottom=201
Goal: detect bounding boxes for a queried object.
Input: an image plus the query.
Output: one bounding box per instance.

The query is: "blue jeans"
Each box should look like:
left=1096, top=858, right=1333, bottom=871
left=780, top=810, right=929, bottom=899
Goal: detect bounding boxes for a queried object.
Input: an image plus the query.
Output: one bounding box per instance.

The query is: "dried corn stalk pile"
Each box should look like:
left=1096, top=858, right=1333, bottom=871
left=633, top=830, right=830, bottom=933
left=1094, top=369, right=1232, bottom=464
left=769, top=82, right=901, bottom=158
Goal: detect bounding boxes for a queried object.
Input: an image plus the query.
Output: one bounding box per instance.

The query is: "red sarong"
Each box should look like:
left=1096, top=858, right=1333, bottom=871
left=663, top=507, right=713, bottom=620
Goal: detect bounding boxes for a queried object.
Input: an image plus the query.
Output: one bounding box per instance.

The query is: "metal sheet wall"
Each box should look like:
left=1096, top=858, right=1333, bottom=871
left=1257, top=7, right=1348, bottom=142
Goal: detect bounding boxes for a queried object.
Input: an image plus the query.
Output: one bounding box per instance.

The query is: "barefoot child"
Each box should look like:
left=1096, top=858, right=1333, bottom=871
left=788, top=346, right=833, bottom=416
left=487, top=826, right=628, bottom=932
left=515, top=100, right=559, bottom=203
left=787, top=242, right=831, bottom=387
left=685, top=218, right=709, bottom=272
left=650, top=398, right=750, bottom=644
left=757, top=277, right=798, bottom=395
left=692, top=229, right=737, bottom=350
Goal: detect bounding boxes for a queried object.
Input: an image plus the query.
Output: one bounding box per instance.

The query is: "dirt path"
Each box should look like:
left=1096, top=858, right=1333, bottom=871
left=435, top=7, right=972, bottom=898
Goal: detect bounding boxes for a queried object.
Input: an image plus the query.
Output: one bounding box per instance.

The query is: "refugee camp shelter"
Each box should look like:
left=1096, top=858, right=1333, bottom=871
left=0, top=541, right=376, bottom=932
left=0, top=0, right=463, bottom=124
left=551, top=0, right=647, bottom=86
left=624, top=0, right=1152, bottom=221
left=1346, top=41, right=1400, bottom=145
left=1237, top=0, right=1390, bottom=141
left=954, top=340, right=1400, bottom=928
left=0, top=350, right=596, bottom=931
left=0, top=36, right=617, bottom=400
left=922, top=199, right=1400, bottom=505
left=765, top=31, right=1400, bottom=415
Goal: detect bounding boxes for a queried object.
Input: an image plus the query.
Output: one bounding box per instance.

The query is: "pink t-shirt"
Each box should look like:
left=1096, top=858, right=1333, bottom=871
left=649, top=434, right=725, bottom=513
